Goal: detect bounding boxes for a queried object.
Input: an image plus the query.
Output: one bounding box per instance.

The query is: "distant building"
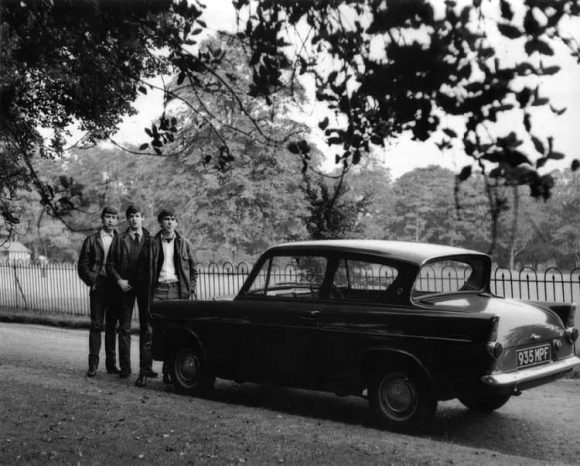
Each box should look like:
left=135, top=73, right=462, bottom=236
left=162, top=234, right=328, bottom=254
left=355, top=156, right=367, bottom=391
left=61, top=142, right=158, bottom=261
left=0, top=241, right=31, bottom=263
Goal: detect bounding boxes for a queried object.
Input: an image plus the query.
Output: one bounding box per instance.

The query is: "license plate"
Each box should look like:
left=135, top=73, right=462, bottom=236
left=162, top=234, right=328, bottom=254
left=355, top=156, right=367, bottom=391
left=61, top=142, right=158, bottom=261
left=516, top=344, right=551, bottom=369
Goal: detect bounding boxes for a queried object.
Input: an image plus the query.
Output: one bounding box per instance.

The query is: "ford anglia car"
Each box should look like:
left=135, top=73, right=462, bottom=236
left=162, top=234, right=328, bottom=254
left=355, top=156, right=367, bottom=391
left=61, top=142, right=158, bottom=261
left=150, top=240, right=579, bottom=430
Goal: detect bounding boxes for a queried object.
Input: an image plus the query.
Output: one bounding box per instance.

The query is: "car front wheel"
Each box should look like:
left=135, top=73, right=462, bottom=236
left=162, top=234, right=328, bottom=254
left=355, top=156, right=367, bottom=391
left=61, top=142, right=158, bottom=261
left=171, top=347, right=215, bottom=396
left=369, top=370, right=436, bottom=431
left=459, top=391, right=511, bottom=412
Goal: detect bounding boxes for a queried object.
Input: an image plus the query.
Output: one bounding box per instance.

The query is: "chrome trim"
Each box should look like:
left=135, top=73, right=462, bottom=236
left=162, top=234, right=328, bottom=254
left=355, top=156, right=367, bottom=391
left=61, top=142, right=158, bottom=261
left=482, top=356, right=580, bottom=386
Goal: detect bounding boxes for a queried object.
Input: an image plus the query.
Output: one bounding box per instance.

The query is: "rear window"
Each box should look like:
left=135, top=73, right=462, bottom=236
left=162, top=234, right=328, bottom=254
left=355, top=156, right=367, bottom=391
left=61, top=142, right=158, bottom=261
left=412, top=257, right=487, bottom=299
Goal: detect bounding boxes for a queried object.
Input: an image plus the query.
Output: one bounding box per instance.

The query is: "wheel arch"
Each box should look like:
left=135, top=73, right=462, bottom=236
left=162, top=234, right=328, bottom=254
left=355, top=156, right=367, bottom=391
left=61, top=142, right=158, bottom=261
left=164, top=326, right=206, bottom=360
left=360, top=348, right=434, bottom=390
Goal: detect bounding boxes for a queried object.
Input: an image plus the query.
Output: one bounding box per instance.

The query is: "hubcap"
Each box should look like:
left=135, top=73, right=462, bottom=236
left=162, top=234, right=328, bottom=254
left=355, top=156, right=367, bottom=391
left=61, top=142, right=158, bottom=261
left=176, top=352, right=199, bottom=386
left=380, top=376, right=417, bottom=419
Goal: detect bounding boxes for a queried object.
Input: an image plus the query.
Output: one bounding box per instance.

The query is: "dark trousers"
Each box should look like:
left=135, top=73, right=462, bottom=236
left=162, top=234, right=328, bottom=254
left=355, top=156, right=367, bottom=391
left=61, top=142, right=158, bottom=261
left=147, top=282, right=180, bottom=377
left=114, top=290, right=137, bottom=373
left=88, top=280, right=117, bottom=370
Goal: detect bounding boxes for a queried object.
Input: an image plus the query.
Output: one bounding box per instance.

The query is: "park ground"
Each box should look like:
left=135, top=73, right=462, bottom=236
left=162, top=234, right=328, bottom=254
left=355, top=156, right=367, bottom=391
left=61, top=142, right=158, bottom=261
left=2, top=322, right=580, bottom=465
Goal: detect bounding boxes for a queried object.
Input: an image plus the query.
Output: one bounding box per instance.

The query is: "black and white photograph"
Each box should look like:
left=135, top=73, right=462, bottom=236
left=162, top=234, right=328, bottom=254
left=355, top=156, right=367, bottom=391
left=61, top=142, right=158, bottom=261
left=1, top=0, right=579, bottom=464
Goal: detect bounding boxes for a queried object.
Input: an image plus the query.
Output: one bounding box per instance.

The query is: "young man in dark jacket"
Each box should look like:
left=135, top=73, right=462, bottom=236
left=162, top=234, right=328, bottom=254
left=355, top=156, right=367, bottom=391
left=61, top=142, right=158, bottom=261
left=135, top=207, right=198, bottom=387
left=106, top=205, right=153, bottom=379
left=77, top=206, right=119, bottom=377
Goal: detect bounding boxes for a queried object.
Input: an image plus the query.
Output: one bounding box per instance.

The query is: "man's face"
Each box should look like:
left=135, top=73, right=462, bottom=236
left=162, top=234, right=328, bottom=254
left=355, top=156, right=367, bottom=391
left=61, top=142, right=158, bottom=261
left=101, top=213, right=118, bottom=231
left=159, top=215, right=177, bottom=236
left=127, top=212, right=144, bottom=230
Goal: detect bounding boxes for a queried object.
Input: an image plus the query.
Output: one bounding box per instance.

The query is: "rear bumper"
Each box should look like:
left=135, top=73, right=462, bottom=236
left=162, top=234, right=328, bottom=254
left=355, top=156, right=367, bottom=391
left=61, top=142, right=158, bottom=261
left=481, top=355, right=580, bottom=387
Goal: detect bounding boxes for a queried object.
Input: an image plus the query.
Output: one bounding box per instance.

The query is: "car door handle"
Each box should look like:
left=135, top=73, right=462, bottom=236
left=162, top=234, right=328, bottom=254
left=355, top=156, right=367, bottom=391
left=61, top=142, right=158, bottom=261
left=300, top=310, right=321, bottom=319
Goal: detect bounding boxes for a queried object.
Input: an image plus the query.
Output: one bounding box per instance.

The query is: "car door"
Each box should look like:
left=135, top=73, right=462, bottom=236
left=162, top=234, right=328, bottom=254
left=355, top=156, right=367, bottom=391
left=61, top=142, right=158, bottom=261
left=238, top=253, right=329, bottom=386
left=306, top=255, right=411, bottom=389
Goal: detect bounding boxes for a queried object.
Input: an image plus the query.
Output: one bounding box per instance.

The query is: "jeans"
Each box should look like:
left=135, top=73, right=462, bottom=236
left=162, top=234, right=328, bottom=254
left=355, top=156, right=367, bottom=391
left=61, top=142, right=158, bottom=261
left=88, top=279, right=117, bottom=370
left=139, top=282, right=179, bottom=376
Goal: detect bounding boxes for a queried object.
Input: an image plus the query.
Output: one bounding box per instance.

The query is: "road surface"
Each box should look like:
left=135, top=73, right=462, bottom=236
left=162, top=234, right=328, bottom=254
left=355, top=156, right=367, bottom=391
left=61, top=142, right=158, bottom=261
left=0, top=323, right=579, bottom=465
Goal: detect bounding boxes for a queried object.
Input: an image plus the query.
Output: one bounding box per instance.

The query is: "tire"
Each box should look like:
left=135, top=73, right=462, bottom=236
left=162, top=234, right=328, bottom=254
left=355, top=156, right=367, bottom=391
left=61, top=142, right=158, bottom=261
left=171, top=346, right=215, bottom=396
left=368, top=370, right=436, bottom=431
left=459, top=392, right=511, bottom=412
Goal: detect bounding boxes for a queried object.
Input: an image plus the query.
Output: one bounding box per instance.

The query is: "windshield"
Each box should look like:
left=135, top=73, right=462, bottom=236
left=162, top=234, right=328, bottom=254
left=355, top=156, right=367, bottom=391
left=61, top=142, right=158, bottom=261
left=411, top=256, right=489, bottom=301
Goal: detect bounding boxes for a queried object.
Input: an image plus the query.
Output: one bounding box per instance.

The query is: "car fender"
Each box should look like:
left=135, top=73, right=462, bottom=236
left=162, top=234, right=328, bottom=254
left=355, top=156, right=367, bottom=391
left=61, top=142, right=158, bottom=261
left=164, top=324, right=207, bottom=359
left=359, top=346, right=434, bottom=388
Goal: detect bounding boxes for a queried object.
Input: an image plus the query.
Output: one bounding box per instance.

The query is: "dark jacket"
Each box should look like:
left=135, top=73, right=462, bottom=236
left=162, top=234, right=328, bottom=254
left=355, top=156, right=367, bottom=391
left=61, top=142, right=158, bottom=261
left=137, top=230, right=198, bottom=313
left=77, top=228, right=118, bottom=287
left=106, top=227, right=151, bottom=287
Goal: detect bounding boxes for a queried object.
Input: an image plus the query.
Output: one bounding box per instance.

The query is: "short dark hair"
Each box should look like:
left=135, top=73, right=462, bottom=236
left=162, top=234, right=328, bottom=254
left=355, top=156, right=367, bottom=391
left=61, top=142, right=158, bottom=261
left=157, top=208, right=176, bottom=222
left=101, top=206, right=118, bottom=219
left=125, top=204, right=143, bottom=218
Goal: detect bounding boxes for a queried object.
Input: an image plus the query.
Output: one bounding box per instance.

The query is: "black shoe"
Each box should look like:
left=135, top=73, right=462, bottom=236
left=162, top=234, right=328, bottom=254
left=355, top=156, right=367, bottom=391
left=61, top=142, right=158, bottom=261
left=86, top=367, right=97, bottom=377
left=119, top=371, right=131, bottom=379
left=141, top=369, right=158, bottom=378
left=135, top=376, right=146, bottom=387
left=107, top=366, right=121, bottom=375
left=162, top=374, right=172, bottom=385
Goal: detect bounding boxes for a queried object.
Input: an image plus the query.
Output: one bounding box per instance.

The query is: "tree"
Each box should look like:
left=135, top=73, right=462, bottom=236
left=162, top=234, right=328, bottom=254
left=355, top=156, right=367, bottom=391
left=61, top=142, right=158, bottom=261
left=3, top=0, right=580, bottom=247
left=0, top=0, right=205, bottom=232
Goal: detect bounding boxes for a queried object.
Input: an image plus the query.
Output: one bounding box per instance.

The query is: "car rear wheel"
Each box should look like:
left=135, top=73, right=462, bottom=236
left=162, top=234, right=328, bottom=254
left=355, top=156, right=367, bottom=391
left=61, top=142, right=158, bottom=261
left=171, top=347, right=215, bottom=396
left=459, top=391, right=511, bottom=412
left=369, top=370, right=436, bottom=431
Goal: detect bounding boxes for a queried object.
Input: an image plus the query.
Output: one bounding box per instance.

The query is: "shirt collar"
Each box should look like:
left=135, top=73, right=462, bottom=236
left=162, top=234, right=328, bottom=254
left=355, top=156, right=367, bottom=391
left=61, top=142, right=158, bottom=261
left=100, top=229, right=114, bottom=239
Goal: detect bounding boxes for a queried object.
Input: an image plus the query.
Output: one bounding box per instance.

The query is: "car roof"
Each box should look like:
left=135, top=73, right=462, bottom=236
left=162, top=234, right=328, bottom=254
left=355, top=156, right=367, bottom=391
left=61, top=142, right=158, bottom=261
left=270, top=240, right=489, bottom=267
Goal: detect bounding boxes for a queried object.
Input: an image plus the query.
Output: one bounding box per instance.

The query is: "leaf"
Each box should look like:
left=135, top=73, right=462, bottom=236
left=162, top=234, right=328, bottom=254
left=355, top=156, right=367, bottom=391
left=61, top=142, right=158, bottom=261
left=497, top=23, right=522, bottom=39
left=571, top=159, right=580, bottom=171
left=516, top=88, right=532, bottom=107
left=542, top=65, right=560, bottom=75
left=549, top=105, right=566, bottom=115
left=531, top=136, right=544, bottom=155
left=548, top=151, right=565, bottom=160
left=525, top=39, right=554, bottom=56
left=318, top=117, right=329, bottom=130
left=138, top=143, right=149, bottom=150
left=500, top=0, right=513, bottom=20
left=523, top=113, right=531, bottom=132
left=138, top=86, right=148, bottom=95
left=286, top=142, right=300, bottom=154
left=443, top=128, right=457, bottom=138
left=457, top=165, right=472, bottom=182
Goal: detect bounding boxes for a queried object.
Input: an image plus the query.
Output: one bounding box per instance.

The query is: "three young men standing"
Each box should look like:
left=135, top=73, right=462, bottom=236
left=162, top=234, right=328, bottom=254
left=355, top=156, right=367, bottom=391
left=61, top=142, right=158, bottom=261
left=78, top=206, right=198, bottom=387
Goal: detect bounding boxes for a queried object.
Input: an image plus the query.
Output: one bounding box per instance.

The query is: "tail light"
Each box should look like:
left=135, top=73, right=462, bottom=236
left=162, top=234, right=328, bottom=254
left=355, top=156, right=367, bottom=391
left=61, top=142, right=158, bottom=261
left=565, top=327, right=579, bottom=343
left=487, top=316, right=503, bottom=359
left=487, top=341, right=504, bottom=359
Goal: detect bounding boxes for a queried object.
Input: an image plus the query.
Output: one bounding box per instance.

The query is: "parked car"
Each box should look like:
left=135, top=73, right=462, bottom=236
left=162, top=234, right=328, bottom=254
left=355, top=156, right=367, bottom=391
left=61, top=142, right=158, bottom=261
left=150, top=240, right=579, bottom=430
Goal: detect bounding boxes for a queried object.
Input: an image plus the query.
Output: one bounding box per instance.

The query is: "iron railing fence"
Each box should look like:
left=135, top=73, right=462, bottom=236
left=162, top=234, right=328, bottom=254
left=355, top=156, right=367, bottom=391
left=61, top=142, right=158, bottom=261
left=1, top=260, right=579, bottom=317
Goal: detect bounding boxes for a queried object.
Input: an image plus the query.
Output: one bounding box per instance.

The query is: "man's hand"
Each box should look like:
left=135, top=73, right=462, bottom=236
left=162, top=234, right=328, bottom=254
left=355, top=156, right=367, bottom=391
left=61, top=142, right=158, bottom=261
left=117, top=279, right=132, bottom=292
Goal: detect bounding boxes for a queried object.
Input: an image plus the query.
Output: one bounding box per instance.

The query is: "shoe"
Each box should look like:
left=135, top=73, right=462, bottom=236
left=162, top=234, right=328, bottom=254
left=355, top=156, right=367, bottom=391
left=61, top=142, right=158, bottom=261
left=119, top=371, right=131, bottom=379
left=135, top=376, right=146, bottom=387
left=107, top=366, right=121, bottom=375
left=163, top=374, right=172, bottom=385
left=86, top=367, right=97, bottom=377
left=141, top=369, right=158, bottom=378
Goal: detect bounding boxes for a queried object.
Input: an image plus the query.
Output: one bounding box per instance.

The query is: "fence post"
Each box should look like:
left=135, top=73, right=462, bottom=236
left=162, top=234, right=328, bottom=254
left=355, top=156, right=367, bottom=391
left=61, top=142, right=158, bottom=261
left=12, top=262, right=28, bottom=309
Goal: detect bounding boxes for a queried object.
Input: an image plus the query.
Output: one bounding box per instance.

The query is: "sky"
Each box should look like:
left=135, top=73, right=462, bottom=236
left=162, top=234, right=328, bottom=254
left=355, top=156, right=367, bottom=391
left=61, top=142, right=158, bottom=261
left=115, top=0, right=580, bottom=180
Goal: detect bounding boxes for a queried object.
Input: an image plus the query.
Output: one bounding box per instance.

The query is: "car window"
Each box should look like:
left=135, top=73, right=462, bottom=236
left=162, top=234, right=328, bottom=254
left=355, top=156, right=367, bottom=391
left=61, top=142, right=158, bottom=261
left=330, top=258, right=400, bottom=303
left=413, top=259, right=474, bottom=296
left=247, top=255, right=327, bottom=299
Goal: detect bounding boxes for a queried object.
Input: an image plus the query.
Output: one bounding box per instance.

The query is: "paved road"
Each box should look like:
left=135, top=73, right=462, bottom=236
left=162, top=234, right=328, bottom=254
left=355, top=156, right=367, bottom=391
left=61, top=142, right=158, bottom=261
left=1, top=323, right=579, bottom=465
